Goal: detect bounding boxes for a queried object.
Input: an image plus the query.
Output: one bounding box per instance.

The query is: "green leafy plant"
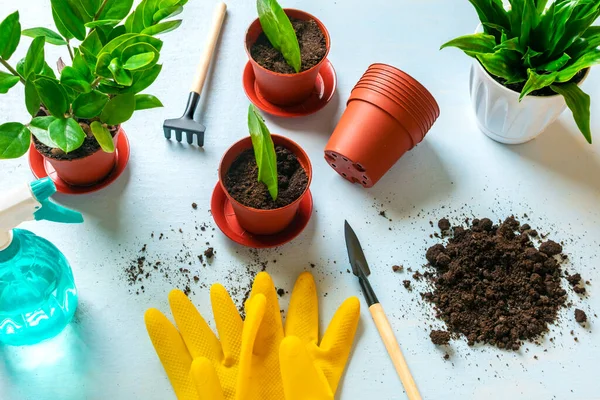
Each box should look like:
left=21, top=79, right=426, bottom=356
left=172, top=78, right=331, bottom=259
left=441, top=0, right=600, bottom=143
left=0, top=0, right=187, bottom=159
left=247, top=104, right=278, bottom=201
left=257, top=0, right=301, bottom=73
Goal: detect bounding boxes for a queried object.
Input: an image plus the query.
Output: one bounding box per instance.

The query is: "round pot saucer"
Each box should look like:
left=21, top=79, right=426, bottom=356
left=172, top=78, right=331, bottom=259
left=28, top=131, right=131, bottom=195
left=210, top=183, right=313, bottom=248
left=243, top=59, right=337, bottom=117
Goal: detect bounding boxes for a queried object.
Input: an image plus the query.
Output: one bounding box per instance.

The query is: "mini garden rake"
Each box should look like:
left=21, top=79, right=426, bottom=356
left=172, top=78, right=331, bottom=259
left=163, top=2, right=227, bottom=147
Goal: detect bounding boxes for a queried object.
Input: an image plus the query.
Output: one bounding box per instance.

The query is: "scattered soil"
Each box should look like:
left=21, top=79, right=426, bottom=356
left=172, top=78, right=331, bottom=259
left=422, top=216, right=574, bottom=351
left=392, top=265, right=403, bottom=273
left=204, top=247, right=215, bottom=259
left=379, top=210, right=388, bottom=219
left=250, top=18, right=326, bottom=74
left=192, top=203, right=198, bottom=210
left=489, top=66, right=587, bottom=97
left=225, top=146, right=308, bottom=210
left=403, top=280, right=412, bottom=290
left=438, top=218, right=450, bottom=231
left=277, top=288, right=285, bottom=297
left=430, top=330, right=451, bottom=345
left=575, top=309, right=587, bottom=324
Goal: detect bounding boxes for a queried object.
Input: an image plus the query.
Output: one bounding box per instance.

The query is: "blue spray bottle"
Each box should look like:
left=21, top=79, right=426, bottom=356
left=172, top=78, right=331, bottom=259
left=0, top=178, right=83, bottom=345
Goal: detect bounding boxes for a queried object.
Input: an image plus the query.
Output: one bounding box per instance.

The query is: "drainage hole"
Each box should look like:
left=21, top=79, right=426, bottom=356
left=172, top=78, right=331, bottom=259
left=354, top=163, right=366, bottom=172
left=331, top=163, right=337, bottom=168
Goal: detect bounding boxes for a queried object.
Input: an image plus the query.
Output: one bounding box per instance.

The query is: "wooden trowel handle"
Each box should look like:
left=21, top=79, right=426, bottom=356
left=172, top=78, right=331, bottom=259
left=370, top=303, right=422, bottom=400
left=191, top=2, right=227, bottom=94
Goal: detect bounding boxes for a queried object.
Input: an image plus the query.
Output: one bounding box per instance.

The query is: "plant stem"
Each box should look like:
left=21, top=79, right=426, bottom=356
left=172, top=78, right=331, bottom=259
left=67, top=42, right=75, bottom=61
left=91, top=76, right=103, bottom=88
left=94, top=0, right=110, bottom=20
left=0, top=58, right=25, bottom=84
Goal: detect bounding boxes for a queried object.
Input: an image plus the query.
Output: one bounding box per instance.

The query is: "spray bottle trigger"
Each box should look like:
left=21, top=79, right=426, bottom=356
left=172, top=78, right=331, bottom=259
left=34, top=200, right=83, bottom=224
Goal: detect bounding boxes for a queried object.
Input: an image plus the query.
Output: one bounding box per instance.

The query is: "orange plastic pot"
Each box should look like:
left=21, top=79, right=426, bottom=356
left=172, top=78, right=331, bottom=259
left=350, top=86, right=425, bottom=145
left=245, top=9, right=330, bottom=107
left=324, top=98, right=415, bottom=188
left=354, top=80, right=431, bottom=134
left=219, top=134, right=312, bottom=235
left=361, top=71, right=437, bottom=123
left=41, top=128, right=121, bottom=186
left=368, top=63, right=440, bottom=117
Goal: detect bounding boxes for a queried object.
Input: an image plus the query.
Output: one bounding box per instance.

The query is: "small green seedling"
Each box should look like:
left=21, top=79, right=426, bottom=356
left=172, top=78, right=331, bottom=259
left=0, top=0, right=188, bottom=159
left=257, top=0, right=301, bottom=73
left=248, top=104, right=278, bottom=201
left=441, top=0, right=600, bottom=143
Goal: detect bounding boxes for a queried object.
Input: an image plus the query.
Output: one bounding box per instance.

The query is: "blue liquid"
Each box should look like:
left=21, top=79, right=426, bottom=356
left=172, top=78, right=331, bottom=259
left=0, top=229, right=78, bottom=346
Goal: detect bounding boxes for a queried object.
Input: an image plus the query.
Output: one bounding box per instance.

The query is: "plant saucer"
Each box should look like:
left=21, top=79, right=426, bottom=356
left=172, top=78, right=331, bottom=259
left=28, top=130, right=131, bottom=195
left=243, top=59, right=337, bottom=118
left=210, top=183, right=313, bottom=248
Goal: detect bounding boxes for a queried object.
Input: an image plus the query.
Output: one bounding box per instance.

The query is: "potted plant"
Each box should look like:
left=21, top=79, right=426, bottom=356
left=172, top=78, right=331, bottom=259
left=245, top=0, right=330, bottom=106
left=218, top=105, right=312, bottom=235
left=0, top=0, right=187, bottom=186
left=441, top=0, right=599, bottom=144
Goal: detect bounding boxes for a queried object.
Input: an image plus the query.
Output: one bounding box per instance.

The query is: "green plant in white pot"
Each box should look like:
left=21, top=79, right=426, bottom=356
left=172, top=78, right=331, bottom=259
left=0, top=0, right=187, bottom=186
left=442, top=0, right=599, bottom=144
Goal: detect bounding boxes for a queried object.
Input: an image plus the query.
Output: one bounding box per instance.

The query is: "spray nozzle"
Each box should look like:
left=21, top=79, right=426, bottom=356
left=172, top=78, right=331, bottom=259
left=30, top=179, right=83, bottom=224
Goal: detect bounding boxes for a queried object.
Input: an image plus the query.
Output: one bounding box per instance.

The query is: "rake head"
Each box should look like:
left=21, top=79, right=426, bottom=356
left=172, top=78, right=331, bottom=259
left=163, top=92, right=206, bottom=147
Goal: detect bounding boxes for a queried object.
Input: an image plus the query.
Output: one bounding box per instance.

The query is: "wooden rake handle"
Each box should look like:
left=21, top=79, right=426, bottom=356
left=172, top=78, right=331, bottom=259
left=191, top=2, right=227, bottom=94
left=369, top=303, right=422, bottom=400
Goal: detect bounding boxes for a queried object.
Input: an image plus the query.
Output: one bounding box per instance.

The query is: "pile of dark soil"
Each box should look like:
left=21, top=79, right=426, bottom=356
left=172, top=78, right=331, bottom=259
left=251, top=18, right=326, bottom=74
left=422, top=216, right=577, bottom=350
left=225, top=146, right=308, bottom=210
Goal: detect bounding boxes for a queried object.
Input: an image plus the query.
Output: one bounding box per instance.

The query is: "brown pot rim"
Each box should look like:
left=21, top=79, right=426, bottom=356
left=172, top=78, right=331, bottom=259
left=244, top=8, right=331, bottom=78
left=34, top=124, right=122, bottom=163
left=218, top=134, right=313, bottom=213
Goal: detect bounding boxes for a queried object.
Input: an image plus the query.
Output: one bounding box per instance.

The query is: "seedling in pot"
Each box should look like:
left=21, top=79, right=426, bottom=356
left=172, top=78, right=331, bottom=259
left=256, top=0, right=301, bottom=73
left=0, top=0, right=187, bottom=160
left=441, top=0, right=600, bottom=143
left=247, top=104, right=278, bottom=201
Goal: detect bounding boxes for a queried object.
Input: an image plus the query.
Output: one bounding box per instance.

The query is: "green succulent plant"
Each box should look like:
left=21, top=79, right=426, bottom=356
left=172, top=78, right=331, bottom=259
left=441, top=0, right=600, bottom=143
left=0, top=0, right=187, bottom=159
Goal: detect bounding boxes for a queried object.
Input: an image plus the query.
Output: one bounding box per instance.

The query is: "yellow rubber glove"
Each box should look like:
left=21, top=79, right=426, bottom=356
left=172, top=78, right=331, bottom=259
left=280, top=272, right=361, bottom=400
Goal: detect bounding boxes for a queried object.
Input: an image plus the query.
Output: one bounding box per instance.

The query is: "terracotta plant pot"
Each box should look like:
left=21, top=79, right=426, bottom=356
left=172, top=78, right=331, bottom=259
left=245, top=9, right=330, bottom=107
left=219, top=134, right=312, bottom=235
left=325, top=64, right=439, bottom=188
left=40, top=128, right=122, bottom=186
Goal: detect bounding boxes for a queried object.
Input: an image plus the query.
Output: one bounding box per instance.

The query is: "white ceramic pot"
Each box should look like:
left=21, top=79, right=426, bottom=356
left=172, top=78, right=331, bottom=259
left=469, top=59, right=588, bottom=145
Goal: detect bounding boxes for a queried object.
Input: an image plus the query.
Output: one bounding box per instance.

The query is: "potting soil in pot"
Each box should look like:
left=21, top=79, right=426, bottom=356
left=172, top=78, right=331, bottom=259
left=421, top=216, right=586, bottom=350
left=34, top=122, right=118, bottom=160
left=490, top=67, right=588, bottom=97
left=225, top=146, right=308, bottom=209
left=251, top=18, right=326, bottom=74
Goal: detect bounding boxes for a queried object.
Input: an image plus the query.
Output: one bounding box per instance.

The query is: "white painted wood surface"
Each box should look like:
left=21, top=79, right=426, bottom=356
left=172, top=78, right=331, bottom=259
left=0, top=1, right=599, bottom=399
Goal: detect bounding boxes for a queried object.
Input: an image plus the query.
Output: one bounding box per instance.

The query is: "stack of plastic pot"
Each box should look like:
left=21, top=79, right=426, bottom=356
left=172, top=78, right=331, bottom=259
left=325, top=63, right=440, bottom=188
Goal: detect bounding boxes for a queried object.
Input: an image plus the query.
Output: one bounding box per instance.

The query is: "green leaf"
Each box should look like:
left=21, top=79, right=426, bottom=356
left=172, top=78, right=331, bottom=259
left=60, top=66, right=92, bottom=93
left=522, top=47, right=543, bottom=69
left=109, top=58, right=133, bottom=85
left=537, top=53, right=571, bottom=72
left=49, top=117, right=86, bottom=153
left=100, top=93, right=136, bottom=125
left=440, top=33, right=497, bottom=54
left=97, top=79, right=126, bottom=94
left=141, top=19, right=182, bottom=36
left=99, top=33, right=163, bottom=58
left=34, top=76, right=68, bottom=117
left=73, top=51, right=92, bottom=81
left=85, top=19, right=121, bottom=28
left=0, top=122, right=30, bottom=159
left=66, top=0, right=93, bottom=23
left=80, top=0, right=101, bottom=18
left=0, top=11, right=21, bottom=60
left=90, top=121, right=115, bottom=152
left=97, top=0, right=134, bottom=20
left=95, top=53, right=113, bottom=78
left=123, top=52, right=155, bottom=70
left=72, top=90, right=110, bottom=118
left=52, top=8, right=73, bottom=40
left=122, top=63, right=162, bottom=93
left=22, top=27, right=67, bottom=46
left=247, top=104, right=278, bottom=201
left=520, top=69, right=557, bottom=99
left=153, top=5, right=183, bottom=23
left=107, top=25, right=127, bottom=42
left=41, top=62, right=57, bottom=79
left=23, top=36, right=46, bottom=80
left=536, top=0, right=549, bottom=13
left=24, top=79, right=40, bottom=116
left=257, top=0, right=301, bottom=73
left=551, top=83, right=592, bottom=144
left=494, top=37, right=523, bottom=53
left=134, top=94, right=163, bottom=110
left=557, top=49, right=600, bottom=82
left=29, top=116, right=59, bottom=148
left=50, top=0, right=86, bottom=40
left=477, top=49, right=524, bottom=83
left=0, top=71, right=20, bottom=94
left=143, top=0, right=161, bottom=27
left=520, top=0, right=539, bottom=46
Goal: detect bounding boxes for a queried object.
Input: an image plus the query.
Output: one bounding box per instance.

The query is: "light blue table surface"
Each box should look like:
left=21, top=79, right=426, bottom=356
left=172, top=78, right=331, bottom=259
left=1, top=0, right=599, bottom=399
